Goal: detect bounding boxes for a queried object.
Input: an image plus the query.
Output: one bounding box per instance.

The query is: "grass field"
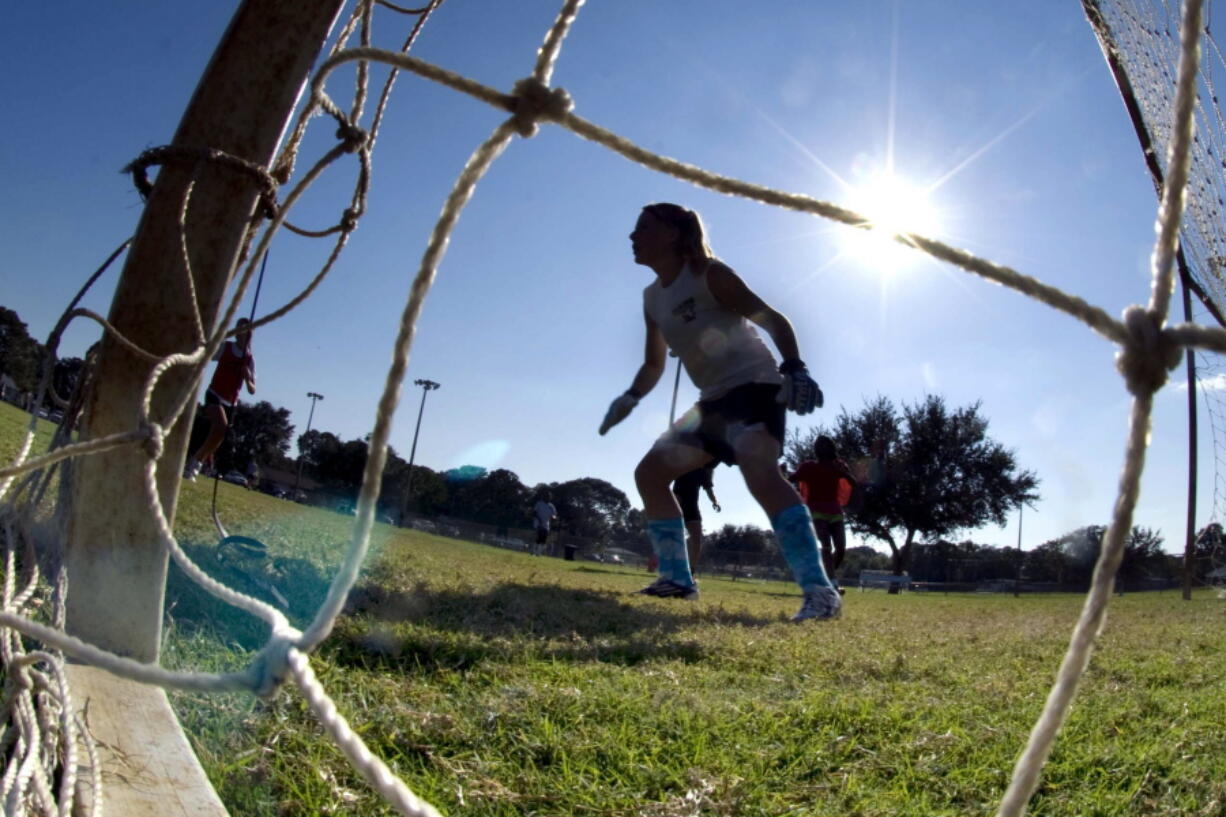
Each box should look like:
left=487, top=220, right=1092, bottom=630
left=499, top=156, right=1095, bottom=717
left=3, top=402, right=1225, bottom=816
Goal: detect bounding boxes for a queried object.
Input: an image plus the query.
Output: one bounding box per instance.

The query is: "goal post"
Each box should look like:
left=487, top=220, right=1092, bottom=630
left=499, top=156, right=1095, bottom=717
left=64, top=0, right=346, bottom=664
left=57, top=3, right=346, bottom=814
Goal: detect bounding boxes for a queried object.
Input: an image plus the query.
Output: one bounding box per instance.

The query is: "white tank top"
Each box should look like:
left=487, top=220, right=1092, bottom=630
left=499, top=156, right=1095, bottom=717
left=643, top=262, right=782, bottom=400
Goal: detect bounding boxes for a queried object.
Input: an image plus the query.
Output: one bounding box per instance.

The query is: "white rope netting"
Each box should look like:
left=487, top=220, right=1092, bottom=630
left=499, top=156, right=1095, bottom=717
left=1085, top=0, right=1226, bottom=320
left=1086, top=0, right=1226, bottom=546
left=0, top=0, right=1221, bottom=815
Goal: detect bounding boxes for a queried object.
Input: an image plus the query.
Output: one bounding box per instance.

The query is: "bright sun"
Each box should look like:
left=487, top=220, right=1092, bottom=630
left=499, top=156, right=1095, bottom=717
left=840, top=172, right=942, bottom=273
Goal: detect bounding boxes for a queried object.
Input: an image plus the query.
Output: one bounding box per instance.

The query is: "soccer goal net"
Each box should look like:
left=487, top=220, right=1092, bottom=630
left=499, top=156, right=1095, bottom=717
left=1083, top=0, right=1226, bottom=544
left=2, top=1, right=1224, bottom=816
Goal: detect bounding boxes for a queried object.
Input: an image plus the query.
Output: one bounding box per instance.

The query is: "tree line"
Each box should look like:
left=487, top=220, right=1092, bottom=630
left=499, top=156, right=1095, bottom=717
left=0, top=306, right=86, bottom=411
left=5, top=303, right=1218, bottom=587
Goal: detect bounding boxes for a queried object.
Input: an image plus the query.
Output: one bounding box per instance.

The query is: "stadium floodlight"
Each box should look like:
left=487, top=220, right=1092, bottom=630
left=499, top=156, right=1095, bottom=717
left=294, top=392, right=324, bottom=495
left=401, top=379, right=441, bottom=524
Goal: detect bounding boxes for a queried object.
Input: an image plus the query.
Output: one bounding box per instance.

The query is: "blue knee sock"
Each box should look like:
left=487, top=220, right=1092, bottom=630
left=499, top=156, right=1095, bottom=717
left=770, top=504, right=833, bottom=593
left=647, top=517, right=694, bottom=587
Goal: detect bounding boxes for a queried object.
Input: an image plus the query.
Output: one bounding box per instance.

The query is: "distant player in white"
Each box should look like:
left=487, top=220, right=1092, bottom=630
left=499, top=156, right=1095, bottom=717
left=532, top=493, right=558, bottom=556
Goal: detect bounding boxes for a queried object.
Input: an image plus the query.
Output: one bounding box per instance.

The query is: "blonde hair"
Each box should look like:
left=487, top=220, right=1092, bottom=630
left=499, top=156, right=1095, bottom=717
left=641, top=203, right=714, bottom=266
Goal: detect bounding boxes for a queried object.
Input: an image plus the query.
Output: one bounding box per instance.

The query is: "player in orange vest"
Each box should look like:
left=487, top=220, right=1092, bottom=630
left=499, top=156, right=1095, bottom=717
left=788, top=435, right=857, bottom=591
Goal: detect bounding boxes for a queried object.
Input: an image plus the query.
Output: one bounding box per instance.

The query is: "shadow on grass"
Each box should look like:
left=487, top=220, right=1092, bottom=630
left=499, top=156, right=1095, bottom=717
left=165, top=538, right=337, bottom=650
left=570, top=565, right=645, bottom=577
left=332, top=580, right=781, bottom=674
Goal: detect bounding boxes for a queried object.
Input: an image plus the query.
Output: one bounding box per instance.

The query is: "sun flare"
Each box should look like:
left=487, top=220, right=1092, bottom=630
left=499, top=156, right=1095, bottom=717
left=841, top=172, right=942, bottom=273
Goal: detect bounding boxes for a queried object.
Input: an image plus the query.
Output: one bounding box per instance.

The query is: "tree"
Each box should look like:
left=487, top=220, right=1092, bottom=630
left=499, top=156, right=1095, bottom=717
left=703, top=524, right=776, bottom=569
left=0, top=307, right=43, bottom=396
left=1024, top=539, right=1069, bottom=584
left=787, top=395, right=1039, bottom=592
left=52, top=357, right=86, bottom=404
left=212, top=400, right=295, bottom=474
left=1119, top=526, right=1168, bottom=585
left=611, top=507, right=650, bottom=553
left=296, top=429, right=344, bottom=490
left=388, top=461, right=446, bottom=517
left=330, top=438, right=373, bottom=493
left=446, top=468, right=530, bottom=528
left=298, top=428, right=337, bottom=468
left=1192, top=523, right=1225, bottom=581
left=543, top=477, right=634, bottom=541
left=908, top=538, right=963, bottom=583
left=445, top=464, right=487, bottom=482
left=1041, top=524, right=1171, bottom=589
left=841, top=545, right=891, bottom=578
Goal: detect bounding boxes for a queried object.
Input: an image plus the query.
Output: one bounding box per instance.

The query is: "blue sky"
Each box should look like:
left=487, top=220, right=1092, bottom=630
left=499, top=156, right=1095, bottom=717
left=1, top=1, right=1210, bottom=555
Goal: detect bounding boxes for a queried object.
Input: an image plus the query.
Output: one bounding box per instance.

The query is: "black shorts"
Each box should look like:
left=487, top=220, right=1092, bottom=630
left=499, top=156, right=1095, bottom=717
left=203, top=389, right=235, bottom=409
left=672, top=471, right=703, bottom=522
left=666, top=382, right=786, bottom=467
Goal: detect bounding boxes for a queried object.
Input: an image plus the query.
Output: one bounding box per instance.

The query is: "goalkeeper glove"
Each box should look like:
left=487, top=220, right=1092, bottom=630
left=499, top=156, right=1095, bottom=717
left=599, top=390, right=640, bottom=435
left=777, top=359, right=823, bottom=415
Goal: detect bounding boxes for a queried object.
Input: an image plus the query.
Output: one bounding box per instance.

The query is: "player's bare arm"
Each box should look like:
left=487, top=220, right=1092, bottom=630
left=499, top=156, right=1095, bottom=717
left=705, top=262, right=802, bottom=361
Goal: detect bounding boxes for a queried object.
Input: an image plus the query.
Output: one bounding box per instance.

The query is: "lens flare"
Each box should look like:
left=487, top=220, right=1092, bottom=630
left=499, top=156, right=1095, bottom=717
left=842, top=171, right=942, bottom=273
left=451, top=440, right=510, bottom=470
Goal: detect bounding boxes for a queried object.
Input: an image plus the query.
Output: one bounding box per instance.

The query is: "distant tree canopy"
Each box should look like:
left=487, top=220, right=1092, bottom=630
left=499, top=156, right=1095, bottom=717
left=210, top=400, right=294, bottom=475
left=871, top=527, right=1180, bottom=589
left=0, top=307, right=44, bottom=395
left=445, top=465, right=487, bottom=482
left=539, top=477, right=633, bottom=542
left=1193, top=523, right=1226, bottom=581
left=703, top=524, right=776, bottom=563
left=1025, top=525, right=1170, bottom=587
left=388, top=460, right=447, bottom=518
left=786, top=395, right=1039, bottom=585
left=447, top=468, right=531, bottom=528
left=907, top=539, right=1021, bottom=584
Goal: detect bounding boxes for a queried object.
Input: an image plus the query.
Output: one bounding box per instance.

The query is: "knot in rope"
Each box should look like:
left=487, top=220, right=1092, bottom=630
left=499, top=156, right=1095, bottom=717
left=335, top=122, right=369, bottom=154
left=509, top=77, right=573, bottom=137
left=260, top=196, right=280, bottom=222
left=341, top=207, right=360, bottom=233
left=9, top=662, right=33, bottom=692
left=1115, top=305, right=1183, bottom=396
left=250, top=627, right=301, bottom=699
left=124, top=145, right=282, bottom=223
left=141, top=422, right=165, bottom=461
left=271, top=158, right=294, bottom=186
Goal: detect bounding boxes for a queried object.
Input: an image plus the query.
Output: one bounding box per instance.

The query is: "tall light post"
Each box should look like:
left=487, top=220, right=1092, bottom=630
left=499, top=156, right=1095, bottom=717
left=294, top=391, right=324, bottom=495
left=1014, top=504, right=1024, bottom=598
left=668, top=350, right=682, bottom=426
left=400, top=379, right=440, bottom=524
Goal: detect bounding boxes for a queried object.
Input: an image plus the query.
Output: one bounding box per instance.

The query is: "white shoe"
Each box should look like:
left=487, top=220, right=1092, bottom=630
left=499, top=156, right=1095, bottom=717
left=183, top=458, right=200, bottom=482
left=792, top=586, right=842, bottom=622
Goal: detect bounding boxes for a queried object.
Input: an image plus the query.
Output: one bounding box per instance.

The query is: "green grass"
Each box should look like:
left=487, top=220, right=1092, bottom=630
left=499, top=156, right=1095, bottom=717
left=5, top=400, right=1225, bottom=816
left=0, top=402, right=59, bottom=472
left=163, top=492, right=1226, bottom=816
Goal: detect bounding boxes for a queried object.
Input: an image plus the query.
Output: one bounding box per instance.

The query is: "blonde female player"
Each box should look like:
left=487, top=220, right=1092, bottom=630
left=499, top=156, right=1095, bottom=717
left=598, top=203, right=840, bottom=621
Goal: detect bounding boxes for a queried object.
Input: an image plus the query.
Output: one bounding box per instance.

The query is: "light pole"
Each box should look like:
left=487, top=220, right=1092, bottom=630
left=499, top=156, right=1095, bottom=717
left=400, top=379, right=440, bottom=524
left=668, top=350, right=682, bottom=426
left=294, top=391, right=324, bottom=496
left=1014, top=504, right=1024, bottom=598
